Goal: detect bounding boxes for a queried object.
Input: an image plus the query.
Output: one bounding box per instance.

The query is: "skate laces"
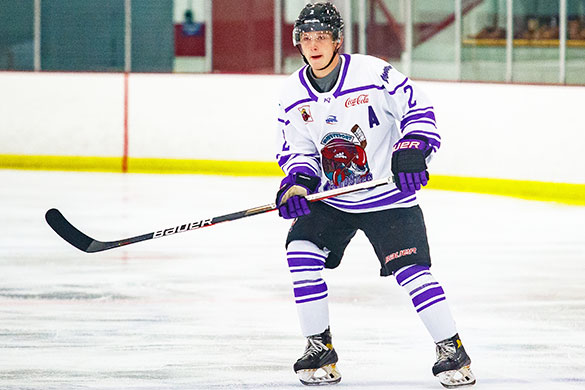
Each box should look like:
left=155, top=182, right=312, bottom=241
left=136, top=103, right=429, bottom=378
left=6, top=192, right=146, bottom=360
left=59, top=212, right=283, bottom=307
left=301, top=338, right=328, bottom=359
left=436, top=339, right=457, bottom=362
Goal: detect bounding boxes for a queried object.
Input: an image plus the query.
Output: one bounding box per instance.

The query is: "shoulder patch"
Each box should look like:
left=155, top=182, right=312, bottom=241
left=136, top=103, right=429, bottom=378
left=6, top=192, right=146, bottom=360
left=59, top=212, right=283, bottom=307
left=298, top=105, right=314, bottom=122
left=381, top=65, right=392, bottom=83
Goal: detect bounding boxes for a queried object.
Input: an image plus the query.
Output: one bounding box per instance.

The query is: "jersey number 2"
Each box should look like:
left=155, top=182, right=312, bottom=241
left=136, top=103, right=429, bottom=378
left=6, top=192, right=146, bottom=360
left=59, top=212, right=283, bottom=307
left=403, top=85, right=417, bottom=108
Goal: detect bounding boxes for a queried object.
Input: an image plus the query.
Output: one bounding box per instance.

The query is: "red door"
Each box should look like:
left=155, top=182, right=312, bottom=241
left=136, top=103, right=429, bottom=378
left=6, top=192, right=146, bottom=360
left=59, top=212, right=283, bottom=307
left=212, top=0, right=275, bottom=73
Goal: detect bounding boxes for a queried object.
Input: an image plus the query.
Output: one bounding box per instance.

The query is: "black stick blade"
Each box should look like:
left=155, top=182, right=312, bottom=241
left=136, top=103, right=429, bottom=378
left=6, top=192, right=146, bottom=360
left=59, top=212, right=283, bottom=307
left=45, top=208, right=97, bottom=252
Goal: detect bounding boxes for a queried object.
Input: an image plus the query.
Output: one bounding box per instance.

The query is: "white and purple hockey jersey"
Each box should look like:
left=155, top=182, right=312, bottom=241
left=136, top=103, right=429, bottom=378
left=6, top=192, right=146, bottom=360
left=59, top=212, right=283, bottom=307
left=276, top=53, right=441, bottom=213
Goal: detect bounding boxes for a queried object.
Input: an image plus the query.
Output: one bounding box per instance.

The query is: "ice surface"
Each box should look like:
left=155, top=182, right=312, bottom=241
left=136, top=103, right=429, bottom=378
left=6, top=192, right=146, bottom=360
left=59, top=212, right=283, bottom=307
left=0, top=170, right=584, bottom=389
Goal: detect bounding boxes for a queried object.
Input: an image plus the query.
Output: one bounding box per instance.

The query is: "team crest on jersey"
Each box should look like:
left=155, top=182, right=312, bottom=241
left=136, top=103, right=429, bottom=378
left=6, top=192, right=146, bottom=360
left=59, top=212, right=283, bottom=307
left=320, top=132, right=354, bottom=145
left=298, top=105, right=313, bottom=122
left=320, top=130, right=372, bottom=189
left=325, top=115, right=338, bottom=125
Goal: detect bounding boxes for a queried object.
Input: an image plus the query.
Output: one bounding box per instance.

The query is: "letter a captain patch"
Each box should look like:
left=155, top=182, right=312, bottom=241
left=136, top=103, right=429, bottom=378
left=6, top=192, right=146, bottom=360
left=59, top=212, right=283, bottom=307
left=368, top=105, right=380, bottom=128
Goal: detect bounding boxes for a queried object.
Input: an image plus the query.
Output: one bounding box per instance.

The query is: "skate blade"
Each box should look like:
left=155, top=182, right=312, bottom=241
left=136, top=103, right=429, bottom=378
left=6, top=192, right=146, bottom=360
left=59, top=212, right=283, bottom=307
left=436, top=365, right=476, bottom=388
left=297, top=363, right=342, bottom=386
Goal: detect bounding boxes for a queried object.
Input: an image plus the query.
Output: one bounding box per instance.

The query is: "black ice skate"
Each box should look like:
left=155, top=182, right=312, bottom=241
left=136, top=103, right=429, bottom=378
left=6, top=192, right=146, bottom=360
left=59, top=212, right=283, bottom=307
left=432, top=333, right=476, bottom=388
left=294, top=327, right=341, bottom=386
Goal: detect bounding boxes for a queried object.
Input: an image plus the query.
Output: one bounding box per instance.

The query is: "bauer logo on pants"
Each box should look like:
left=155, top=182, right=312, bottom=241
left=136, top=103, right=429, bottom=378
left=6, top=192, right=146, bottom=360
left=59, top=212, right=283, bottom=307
left=385, top=247, right=417, bottom=264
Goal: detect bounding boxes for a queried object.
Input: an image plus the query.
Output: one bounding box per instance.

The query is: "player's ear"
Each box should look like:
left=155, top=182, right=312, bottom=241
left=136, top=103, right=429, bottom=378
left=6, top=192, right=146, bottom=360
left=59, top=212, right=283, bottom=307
left=337, top=36, right=344, bottom=50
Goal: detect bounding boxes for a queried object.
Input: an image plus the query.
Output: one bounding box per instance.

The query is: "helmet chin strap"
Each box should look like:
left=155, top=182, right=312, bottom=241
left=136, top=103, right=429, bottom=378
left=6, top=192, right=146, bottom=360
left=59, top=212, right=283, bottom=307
left=297, top=45, right=309, bottom=65
left=316, top=44, right=340, bottom=71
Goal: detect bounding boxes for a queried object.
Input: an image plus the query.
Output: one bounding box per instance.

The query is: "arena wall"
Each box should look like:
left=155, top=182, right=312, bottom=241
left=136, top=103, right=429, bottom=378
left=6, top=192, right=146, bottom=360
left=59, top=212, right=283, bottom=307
left=1, top=71, right=583, bottom=204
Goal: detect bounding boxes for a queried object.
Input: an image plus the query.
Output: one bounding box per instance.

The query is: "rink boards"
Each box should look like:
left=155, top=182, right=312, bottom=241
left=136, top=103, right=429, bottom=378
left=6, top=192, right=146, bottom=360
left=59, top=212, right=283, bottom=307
left=0, top=71, right=584, bottom=204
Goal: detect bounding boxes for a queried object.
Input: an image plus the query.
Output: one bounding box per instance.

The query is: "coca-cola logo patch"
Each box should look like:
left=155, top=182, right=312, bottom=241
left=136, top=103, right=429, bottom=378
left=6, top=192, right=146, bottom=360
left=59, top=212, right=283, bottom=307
left=345, top=94, right=369, bottom=108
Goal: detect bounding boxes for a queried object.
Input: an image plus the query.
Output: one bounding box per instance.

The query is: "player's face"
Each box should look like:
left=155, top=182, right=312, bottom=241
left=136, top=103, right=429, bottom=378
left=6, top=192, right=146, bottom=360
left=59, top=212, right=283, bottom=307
left=299, top=31, right=341, bottom=77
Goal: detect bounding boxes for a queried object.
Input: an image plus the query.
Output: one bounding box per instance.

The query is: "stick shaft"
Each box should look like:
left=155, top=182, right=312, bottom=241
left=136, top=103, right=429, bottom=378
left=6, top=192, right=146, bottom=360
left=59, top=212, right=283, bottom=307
left=46, top=176, right=392, bottom=253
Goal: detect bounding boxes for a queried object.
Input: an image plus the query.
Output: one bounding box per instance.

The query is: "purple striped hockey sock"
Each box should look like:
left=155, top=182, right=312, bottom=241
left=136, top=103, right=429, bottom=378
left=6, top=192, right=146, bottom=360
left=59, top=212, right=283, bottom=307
left=287, top=240, right=330, bottom=337
left=394, top=264, right=457, bottom=342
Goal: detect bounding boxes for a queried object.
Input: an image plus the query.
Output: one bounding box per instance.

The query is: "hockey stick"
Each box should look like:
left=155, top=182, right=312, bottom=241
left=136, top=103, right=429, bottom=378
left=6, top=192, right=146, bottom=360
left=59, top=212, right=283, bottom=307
left=45, top=176, right=393, bottom=253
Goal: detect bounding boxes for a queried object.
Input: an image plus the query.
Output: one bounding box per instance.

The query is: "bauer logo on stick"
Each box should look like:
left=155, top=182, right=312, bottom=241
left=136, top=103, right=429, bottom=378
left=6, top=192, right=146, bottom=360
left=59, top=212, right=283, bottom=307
left=153, top=219, right=213, bottom=238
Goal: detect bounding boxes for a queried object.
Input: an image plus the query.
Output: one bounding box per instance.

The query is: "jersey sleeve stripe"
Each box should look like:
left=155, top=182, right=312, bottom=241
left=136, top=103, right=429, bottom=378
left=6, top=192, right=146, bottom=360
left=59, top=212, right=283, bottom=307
left=283, top=161, right=319, bottom=176
left=401, top=120, right=438, bottom=133
left=277, top=154, right=293, bottom=167
left=400, top=111, right=436, bottom=130
left=404, top=130, right=441, bottom=140
left=406, top=105, right=434, bottom=114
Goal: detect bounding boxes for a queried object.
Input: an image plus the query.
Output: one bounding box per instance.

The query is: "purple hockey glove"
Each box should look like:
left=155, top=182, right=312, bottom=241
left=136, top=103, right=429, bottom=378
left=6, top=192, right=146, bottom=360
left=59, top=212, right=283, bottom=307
left=391, top=136, right=430, bottom=192
left=275, top=171, right=321, bottom=219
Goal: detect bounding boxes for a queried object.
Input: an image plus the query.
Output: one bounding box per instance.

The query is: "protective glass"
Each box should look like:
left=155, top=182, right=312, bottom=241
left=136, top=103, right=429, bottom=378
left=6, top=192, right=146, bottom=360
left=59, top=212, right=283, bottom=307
left=293, top=22, right=339, bottom=46
left=299, top=32, right=333, bottom=45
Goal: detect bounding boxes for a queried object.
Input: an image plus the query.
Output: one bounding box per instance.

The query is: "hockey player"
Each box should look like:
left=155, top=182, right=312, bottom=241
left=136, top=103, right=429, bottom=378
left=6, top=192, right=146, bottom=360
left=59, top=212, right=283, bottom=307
left=275, top=2, right=476, bottom=388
